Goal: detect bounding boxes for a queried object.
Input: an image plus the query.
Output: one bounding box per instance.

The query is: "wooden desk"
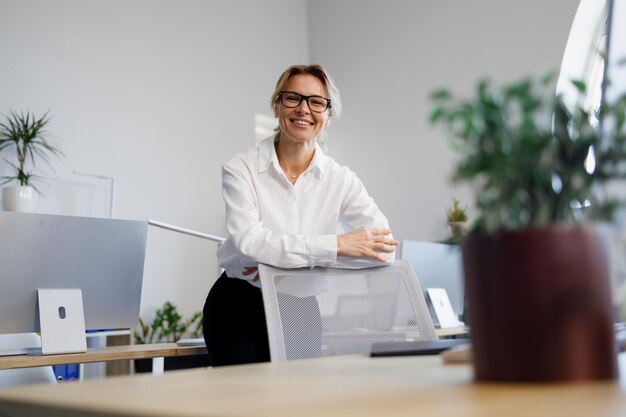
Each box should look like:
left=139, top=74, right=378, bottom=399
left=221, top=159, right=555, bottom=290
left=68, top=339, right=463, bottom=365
left=0, top=353, right=625, bottom=417
left=0, top=343, right=207, bottom=370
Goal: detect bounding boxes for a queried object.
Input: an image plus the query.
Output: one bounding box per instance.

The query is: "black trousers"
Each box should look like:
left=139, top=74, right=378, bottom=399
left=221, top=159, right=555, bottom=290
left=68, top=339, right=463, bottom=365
left=202, top=273, right=270, bottom=366
left=203, top=272, right=322, bottom=366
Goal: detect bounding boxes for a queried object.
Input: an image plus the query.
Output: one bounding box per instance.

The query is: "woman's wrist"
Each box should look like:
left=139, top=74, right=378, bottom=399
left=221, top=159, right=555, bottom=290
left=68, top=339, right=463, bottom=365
left=336, top=234, right=345, bottom=256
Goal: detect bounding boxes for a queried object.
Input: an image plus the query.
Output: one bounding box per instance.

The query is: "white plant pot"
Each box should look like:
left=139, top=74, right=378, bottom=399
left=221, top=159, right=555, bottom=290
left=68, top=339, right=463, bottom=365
left=2, top=186, right=39, bottom=212
left=447, top=221, right=467, bottom=240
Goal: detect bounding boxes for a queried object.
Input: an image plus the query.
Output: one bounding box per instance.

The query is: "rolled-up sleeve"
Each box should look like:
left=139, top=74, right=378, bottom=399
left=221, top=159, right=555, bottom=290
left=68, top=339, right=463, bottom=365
left=334, top=168, right=396, bottom=268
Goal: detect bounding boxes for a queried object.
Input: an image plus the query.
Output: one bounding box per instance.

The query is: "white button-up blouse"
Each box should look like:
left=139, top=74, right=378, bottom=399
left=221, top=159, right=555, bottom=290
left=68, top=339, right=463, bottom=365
left=217, top=135, right=394, bottom=287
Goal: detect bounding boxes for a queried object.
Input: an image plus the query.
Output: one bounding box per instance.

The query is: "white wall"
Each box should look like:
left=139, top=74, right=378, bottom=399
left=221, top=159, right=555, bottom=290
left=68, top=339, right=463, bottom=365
left=307, top=0, right=579, bottom=241
left=0, top=0, right=308, bottom=319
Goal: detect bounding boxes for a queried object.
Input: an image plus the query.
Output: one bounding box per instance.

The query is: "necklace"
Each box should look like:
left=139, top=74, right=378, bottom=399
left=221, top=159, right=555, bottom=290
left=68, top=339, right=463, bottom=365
left=283, top=168, right=300, bottom=180
left=280, top=162, right=304, bottom=180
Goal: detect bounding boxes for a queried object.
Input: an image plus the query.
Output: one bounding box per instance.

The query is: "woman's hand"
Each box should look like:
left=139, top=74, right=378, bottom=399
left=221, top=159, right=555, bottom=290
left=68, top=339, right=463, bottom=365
left=243, top=266, right=260, bottom=282
left=337, top=229, right=399, bottom=263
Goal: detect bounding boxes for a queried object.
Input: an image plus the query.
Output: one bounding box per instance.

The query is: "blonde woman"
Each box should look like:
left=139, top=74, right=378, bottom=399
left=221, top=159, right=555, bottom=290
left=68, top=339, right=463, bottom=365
left=203, top=64, right=397, bottom=366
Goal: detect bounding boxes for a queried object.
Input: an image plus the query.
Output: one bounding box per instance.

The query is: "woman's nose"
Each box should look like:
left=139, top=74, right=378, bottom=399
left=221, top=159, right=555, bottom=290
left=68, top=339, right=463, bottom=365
left=295, top=99, right=310, bottom=113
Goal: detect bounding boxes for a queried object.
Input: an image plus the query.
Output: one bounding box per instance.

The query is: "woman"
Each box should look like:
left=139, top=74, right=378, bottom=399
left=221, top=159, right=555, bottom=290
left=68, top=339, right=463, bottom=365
left=203, top=64, right=398, bottom=366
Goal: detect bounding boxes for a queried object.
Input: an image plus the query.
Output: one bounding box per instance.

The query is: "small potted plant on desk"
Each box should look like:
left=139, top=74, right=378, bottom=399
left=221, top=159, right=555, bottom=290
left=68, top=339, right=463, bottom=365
left=134, top=301, right=208, bottom=372
left=0, top=110, right=63, bottom=212
left=446, top=198, right=469, bottom=242
left=430, top=72, right=626, bottom=382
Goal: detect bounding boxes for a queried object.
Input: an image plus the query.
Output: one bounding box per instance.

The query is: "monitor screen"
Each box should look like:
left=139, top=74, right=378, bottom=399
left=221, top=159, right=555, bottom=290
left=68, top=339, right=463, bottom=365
left=0, top=212, right=147, bottom=334
left=399, top=241, right=464, bottom=316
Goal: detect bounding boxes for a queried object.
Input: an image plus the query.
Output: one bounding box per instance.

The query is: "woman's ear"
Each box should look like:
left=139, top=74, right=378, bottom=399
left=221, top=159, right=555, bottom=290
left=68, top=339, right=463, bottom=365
left=273, top=103, right=279, bottom=117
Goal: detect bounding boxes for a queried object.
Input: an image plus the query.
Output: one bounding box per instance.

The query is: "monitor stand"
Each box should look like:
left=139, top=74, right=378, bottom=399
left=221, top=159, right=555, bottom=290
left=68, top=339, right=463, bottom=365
left=34, top=289, right=87, bottom=355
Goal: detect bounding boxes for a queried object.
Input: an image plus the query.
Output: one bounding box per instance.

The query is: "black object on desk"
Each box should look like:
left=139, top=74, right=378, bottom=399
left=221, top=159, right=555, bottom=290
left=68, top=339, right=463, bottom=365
left=370, top=339, right=468, bottom=357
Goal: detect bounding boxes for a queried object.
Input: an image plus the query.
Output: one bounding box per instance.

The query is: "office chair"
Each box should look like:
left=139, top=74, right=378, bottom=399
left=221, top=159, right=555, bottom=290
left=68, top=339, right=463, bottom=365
left=259, top=260, right=437, bottom=362
left=0, top=333, right=57, bottom=388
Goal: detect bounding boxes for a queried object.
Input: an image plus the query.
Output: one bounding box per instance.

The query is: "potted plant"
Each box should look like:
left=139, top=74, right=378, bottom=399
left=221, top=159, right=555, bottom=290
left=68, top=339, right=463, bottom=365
left=446, top=197, right=469, bottom=241
left=134, top=301, right=208, bottom=372
left=430, top=72, right=626, bottom=382
left=0, top=110, right=63, bottom=212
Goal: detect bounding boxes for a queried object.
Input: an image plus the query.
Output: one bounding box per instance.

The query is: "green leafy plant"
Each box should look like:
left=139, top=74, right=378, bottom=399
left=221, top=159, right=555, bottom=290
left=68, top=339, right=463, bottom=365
left=134, top=301, right=203, bottom=344
left=429, top=72, right=626, bottom=234
left=446, top=198, right=468, bottom=223
left=0, top=110, right=64, bottom=190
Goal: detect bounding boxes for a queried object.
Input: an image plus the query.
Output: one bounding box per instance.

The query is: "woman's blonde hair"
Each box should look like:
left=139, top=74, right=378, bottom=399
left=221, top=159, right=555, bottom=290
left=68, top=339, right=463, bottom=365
left=270, top=65, right=342, bottom=145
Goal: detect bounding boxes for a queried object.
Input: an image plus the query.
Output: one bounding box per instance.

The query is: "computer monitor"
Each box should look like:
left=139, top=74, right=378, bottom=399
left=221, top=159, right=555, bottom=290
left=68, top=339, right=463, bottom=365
left=399, top=241, right=464, bottom=316
left=0, top=212, right=147, bottom=338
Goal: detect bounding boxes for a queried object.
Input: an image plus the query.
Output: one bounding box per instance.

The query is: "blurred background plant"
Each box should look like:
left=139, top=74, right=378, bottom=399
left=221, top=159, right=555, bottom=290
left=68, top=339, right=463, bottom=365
left=446, top=197, right=468, bottom=223
left=446, top=197, right=469, bottom=241
left=0, top=110, right=64, bottom=191
left=134, top=301, right=202, bottom=344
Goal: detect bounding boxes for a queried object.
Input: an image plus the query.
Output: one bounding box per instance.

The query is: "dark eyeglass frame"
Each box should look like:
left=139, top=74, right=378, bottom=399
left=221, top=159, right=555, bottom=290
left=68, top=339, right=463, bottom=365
left=277, top=91, right=332, bottom=113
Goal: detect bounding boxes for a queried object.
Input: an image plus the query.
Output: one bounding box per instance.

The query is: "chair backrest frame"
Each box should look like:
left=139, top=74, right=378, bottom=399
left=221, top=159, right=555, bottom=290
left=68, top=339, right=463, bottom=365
left=259, top=260, right=437, bottom=362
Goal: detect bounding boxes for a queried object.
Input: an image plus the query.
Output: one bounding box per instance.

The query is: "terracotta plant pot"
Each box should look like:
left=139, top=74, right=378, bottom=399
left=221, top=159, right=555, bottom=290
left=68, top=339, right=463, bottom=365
left=462, top=226, right=617, bottom=382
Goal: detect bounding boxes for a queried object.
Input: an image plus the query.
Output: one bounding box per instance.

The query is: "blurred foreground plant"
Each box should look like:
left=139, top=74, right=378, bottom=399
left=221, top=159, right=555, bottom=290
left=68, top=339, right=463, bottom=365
left=429, top=72, right=626, bottom=234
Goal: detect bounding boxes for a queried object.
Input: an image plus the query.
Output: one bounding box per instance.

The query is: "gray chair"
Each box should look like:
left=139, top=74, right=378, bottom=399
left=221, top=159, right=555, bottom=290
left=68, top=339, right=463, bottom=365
left=259, top=260, right=437, bottom=362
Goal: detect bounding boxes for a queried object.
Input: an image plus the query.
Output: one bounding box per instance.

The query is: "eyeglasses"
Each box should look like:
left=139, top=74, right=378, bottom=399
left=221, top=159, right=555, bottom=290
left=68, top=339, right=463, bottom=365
left=277, top=91, right=331, bottom=113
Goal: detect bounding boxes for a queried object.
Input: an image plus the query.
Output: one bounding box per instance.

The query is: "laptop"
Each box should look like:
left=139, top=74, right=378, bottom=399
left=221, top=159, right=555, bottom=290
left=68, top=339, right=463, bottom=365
left=370, top=339, right=468, bottom=357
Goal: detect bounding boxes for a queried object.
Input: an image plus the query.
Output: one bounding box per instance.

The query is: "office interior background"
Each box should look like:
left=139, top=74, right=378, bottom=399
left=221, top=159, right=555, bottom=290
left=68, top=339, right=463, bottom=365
left=0, top=0, right=581, bottom=320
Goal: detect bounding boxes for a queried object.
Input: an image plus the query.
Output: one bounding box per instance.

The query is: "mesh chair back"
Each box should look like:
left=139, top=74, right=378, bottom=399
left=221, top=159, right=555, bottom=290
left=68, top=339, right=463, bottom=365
left=259, top=260, right=437, bottom=362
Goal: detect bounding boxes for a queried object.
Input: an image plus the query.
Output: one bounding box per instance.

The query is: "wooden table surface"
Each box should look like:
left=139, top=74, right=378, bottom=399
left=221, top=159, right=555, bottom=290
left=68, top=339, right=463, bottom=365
left=0, top=353, right=625, bottom=417
left=0, top=343, right=207, bottom=370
